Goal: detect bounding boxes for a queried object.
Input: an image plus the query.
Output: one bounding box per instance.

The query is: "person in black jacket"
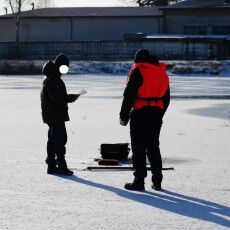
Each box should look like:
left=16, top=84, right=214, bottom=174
left=41, top=56, right=79, bottom=175
left=120, top=49, right=170, bottom=191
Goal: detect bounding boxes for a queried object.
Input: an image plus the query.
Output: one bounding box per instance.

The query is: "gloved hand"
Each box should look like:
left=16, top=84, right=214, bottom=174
left=67, top=94, right=79, bottom=102
left=74, top=94, right=80, bottom=100
left=120, top=119, right=128, bottom=126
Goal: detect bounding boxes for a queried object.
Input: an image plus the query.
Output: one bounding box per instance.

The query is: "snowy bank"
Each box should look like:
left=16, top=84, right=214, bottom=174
left=0, top=60, right=230, bottom=77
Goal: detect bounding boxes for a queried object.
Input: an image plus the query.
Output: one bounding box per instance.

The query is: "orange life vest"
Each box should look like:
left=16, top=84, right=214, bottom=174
left=128, top=62, right=169, bottom=110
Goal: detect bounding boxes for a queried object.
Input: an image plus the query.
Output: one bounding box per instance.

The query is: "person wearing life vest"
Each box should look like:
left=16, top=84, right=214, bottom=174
left=120, top=49, right=170, bottom=191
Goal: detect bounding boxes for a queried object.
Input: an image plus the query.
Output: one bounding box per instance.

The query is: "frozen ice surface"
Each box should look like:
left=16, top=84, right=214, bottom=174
left=0, top=74, right=229, bottom=230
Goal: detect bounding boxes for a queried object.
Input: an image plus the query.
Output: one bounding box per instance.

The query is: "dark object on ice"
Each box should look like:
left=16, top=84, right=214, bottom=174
left=100, top=143, right=130, bottom=160
left=124, top=178, right=145, bottom=191
left=94, top=158, right=102, bottom=162
left=98, top=159, right=119, bottom=166
left=87, top=166, right=174, bottom=171
left=54, top=53, right=70, bottom=67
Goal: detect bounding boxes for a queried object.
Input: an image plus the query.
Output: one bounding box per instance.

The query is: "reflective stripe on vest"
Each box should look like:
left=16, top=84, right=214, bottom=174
left=132, top=62, right=169, bottom=110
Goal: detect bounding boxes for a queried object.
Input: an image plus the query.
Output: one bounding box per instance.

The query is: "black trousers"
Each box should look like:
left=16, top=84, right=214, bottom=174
left=46, top=122, right=67, bottom=165
left=130, top=107, right=163, bottom=183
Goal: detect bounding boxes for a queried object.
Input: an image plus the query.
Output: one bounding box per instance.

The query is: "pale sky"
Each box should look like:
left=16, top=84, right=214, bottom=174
left=0, top=0, right=137, bottom=15
left=54, top=0, right=137, bottom=7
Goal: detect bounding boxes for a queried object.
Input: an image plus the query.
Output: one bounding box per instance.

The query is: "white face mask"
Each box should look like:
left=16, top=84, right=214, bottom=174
left=59, top=65, right=69, bottom=74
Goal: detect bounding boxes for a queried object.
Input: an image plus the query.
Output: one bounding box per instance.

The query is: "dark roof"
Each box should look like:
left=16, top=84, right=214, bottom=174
left=162, top=0, right=230, bottom=9
left=0, top=7, right=162, bottom=18
left=143, top=34, right=230, bottom=40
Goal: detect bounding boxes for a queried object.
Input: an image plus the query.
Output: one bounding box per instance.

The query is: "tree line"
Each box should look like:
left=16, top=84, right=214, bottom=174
left=135, top=0, right=183, bottom=6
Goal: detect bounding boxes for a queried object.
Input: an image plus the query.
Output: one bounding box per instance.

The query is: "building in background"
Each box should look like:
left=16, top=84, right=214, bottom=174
left=0, top=0, right=229, bottom=59
left=0, top=7, right=162, bottom=42
left=161, top=0, right=230, bottom=35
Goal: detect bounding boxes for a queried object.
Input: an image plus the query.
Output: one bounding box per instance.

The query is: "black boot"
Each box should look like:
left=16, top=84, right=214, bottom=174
left=46, top=159, right=59, bottom=175
left=57, top=159, right=74, bottom=176
left=152, top=174, right=162, bottom=191
left=151, top=183, right=161, bottom=191
left=124, top=178, right=145, bottom=191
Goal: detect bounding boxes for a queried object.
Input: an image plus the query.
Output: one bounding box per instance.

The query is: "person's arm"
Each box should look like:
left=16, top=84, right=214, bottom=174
left=47, top=80, right=77, bottom=104
left=119, top=68, right=142, bottom=124
left=162, top=86, right=170, bottom=117
left=67, top=89, right=87, bottom=103
left=66, top=94, right=79, bottom=103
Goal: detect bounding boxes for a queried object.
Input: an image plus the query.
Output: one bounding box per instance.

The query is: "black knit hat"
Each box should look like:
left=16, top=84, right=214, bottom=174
left=134, top=49, right=150, bottom=63
left=42, top=60, right=57, bottom=76
left=54, top=53, right=70, bottom=67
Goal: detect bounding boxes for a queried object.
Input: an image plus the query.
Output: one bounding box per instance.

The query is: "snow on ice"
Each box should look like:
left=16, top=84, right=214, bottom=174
left=0, top=73, right=229, bottom=230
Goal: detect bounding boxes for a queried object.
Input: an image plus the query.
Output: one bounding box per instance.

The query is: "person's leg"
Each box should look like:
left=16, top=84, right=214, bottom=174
left=131, top=124, right=148, bottom=181
left=46, top=125, right=59, bottom=174
left=46, top=126, right=56, bottom=162
left=124, top=113, right=147, bottom=190
left=146, top=119, right=163, bottom=190
left=52, top=123, right=73, bottom=176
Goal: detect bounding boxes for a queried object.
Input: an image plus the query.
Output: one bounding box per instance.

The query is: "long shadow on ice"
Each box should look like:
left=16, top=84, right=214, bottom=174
left=58, top=175, right=230, bottom=228
left=186, top=103, right=230, bottom=121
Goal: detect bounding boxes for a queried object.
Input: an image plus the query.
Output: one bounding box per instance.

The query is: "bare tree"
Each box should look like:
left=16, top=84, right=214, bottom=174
left=123, top=0, right=184, bottom=6
left=35, top=0, right=54, bottom=8
left=3, top=0, right=54, bottom=13
left=4, top=0, right=32, bottom=14
left=121, top=0, right=138, bottom=6
left=3, top=0, right=54, bottom=57
left=4, top=0, right=28, bottom=56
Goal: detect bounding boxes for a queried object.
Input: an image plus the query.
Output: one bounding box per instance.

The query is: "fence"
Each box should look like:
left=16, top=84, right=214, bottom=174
left=0, top=40, right=229, bottom=60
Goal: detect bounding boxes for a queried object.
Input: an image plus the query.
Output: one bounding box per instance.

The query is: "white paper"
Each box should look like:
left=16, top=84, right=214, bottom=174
left=79, top=89, right=87, bottom=95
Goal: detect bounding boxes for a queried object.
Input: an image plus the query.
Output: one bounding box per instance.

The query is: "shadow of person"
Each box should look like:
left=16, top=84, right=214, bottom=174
left=56, top=175, right=230, bottom=228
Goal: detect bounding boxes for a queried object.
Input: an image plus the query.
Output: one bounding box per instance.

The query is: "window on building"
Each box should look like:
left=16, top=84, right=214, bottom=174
left=213, top=26, right=230, bottom=35
left=184, top=26, right=207, bottom=35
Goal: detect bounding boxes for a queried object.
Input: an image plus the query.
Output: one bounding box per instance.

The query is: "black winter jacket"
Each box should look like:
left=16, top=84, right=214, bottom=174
left=41, top=74, right=76, bottom=124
